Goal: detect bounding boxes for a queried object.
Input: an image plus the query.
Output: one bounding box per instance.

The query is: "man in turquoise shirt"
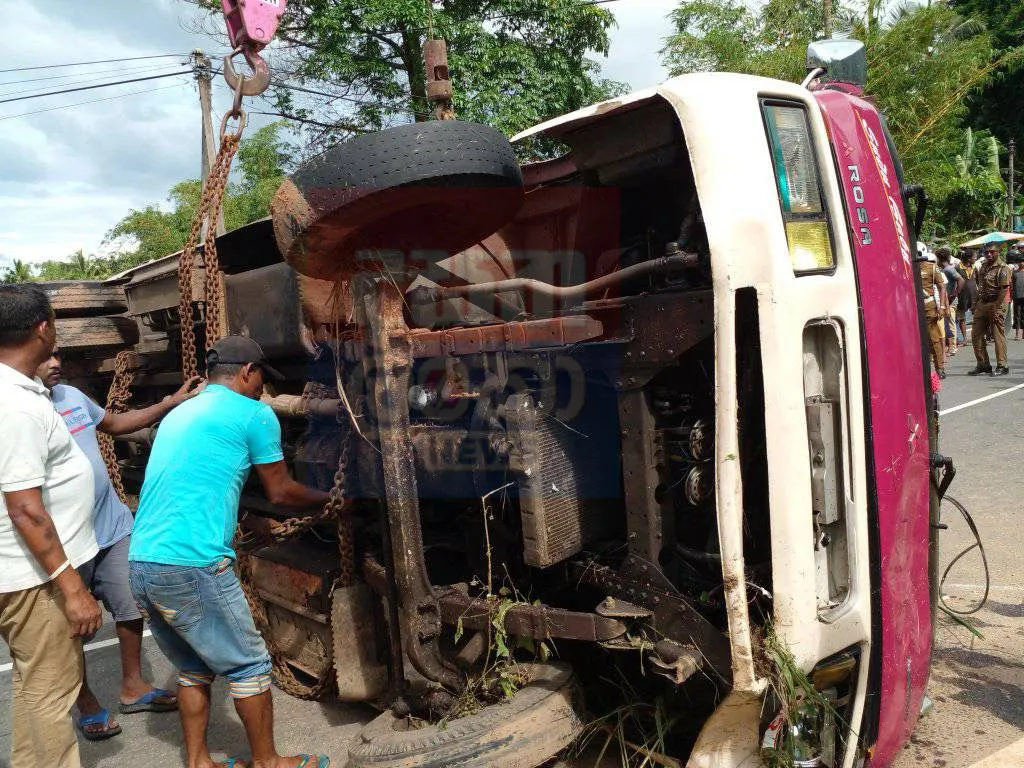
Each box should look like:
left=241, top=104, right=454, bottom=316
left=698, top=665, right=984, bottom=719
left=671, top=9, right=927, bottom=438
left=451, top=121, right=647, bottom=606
left=129, top=337, right=331, bottom=768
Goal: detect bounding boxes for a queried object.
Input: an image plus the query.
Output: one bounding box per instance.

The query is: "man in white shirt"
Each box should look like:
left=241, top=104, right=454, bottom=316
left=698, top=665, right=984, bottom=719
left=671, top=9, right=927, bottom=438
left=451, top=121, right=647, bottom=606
left=0, top=284, right=102, bottom=768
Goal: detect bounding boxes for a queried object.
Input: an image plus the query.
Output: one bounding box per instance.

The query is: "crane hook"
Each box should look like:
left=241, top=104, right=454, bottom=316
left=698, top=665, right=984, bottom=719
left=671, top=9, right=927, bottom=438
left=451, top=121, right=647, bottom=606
left=223, top=47, right=271, bottom=98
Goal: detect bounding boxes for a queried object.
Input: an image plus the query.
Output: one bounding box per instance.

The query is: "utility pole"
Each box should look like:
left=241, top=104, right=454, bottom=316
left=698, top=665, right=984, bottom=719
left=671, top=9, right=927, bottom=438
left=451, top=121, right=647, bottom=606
left=823, top=0, right=833, bottom=38
left=191, top=49, right=226, bottom=237
left=1009, top=138, right=1016, bottom=231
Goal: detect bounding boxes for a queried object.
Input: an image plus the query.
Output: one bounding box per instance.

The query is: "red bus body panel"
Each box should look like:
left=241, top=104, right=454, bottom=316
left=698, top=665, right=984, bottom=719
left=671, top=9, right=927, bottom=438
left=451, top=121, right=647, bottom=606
left=815, top=89, right=932, bottom=765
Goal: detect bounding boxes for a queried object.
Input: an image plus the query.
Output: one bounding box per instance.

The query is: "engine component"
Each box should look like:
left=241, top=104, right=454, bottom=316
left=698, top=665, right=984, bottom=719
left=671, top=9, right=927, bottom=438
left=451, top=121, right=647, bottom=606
left=683, top=465, right=714, bottom=507
left=504, top=393, right=618, bottom=568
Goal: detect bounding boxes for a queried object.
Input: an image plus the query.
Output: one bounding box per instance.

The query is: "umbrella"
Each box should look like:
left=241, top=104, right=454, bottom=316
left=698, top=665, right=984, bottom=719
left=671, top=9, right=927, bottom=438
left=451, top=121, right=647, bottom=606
left=958, top=231, right=1024, bottom=249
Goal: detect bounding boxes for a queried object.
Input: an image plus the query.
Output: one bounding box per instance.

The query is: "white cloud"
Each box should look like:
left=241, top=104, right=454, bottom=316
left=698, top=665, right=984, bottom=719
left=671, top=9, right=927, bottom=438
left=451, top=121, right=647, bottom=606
left=0, top=0, right=237, bottom=264
left=601, top=0, right=675, bottom=90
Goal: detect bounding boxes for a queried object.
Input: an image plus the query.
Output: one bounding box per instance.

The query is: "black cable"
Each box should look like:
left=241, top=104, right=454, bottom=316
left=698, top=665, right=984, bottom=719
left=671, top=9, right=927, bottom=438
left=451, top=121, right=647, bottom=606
left=0, top=64, right=189, bottom=98
left=0, top=60, right=187, bottom=87
left=0, top=53, right=190, bottom=74
left=0, top=82, right=191, bottom=122
left=0, top=71, right=192, bottom=105
left=938, top=494, right=990, bottom=616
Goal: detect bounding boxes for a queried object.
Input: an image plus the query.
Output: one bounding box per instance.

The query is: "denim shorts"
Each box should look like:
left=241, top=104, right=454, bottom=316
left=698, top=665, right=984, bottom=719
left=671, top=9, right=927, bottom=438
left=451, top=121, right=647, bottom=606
left=129, top=559, right=272, bottom=698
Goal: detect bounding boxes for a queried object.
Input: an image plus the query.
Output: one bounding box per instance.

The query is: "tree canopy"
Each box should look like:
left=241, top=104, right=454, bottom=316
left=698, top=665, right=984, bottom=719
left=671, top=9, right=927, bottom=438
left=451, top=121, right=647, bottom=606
left=190, top=0, right=626, bottom=153
left=950, top=0, right=1024, bottom=156
left=661, top=0, right=1024, bottom=241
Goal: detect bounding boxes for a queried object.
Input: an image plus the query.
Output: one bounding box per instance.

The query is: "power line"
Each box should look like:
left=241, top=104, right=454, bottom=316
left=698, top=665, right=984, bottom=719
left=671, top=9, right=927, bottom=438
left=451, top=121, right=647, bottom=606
left=0, top=53, right=191, bottom=74
left=0, top=81, right=191, bottom=122
left=0, top=63, right=189, bottom=98
left=0, top=60, right=188, bottom=88
left=0, top=71, right=193, bottom=105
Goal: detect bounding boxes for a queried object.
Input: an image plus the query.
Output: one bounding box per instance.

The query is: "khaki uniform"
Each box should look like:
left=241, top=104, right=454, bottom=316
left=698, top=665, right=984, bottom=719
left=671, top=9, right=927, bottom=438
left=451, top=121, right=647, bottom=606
left=919, top=261, right=945, bottom=373
left=972, top=260, right=1011, bottom=369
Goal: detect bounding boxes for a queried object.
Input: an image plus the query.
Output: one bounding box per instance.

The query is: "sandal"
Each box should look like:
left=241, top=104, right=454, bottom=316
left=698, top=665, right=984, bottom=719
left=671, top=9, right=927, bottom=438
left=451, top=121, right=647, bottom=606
left=120, top=687, right=178, bottom=714
left=219, top=760, right=248, bottom=768
left=297, top=756, right=330, bottom=768
left=77, top=708, right=122, bottom=741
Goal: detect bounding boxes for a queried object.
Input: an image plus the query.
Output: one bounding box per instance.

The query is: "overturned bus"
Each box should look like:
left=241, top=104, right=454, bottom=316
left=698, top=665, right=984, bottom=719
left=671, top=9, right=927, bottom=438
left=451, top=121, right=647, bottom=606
left=58, top=39, right=943, bottom=768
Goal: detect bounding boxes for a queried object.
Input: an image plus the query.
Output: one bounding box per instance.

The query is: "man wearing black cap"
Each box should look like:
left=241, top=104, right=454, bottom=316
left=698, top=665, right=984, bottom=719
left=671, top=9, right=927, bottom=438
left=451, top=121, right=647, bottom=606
left=129, top=336, right=331, bottom=768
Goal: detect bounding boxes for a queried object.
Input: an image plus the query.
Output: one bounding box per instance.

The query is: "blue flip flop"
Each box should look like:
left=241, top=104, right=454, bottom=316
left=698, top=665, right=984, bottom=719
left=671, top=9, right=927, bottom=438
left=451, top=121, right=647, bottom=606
left=120, top=688, right=178, bottom=714
left=77, top=708, right=122, bottom=741
left=297, top=756, right=330, bottom=768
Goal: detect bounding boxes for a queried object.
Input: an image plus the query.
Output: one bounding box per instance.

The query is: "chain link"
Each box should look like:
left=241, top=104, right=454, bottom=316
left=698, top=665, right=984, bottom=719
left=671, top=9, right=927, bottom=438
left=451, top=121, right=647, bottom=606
left=177, top=132, right=240, bottom=379
left=236, top=407, right=356, bottom=699
left=174, top=121, right=362, bottom=701
left=98, top=351, right=139, bottom=505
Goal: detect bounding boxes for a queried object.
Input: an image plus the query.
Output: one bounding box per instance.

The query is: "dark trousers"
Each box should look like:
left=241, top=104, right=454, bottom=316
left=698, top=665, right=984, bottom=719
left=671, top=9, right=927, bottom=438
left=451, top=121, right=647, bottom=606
left=1013, top=298, right=1024, bottom=330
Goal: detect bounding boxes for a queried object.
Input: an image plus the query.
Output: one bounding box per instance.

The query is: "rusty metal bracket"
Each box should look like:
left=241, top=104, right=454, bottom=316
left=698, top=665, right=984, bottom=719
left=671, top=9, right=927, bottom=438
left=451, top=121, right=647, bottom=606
left=436, top=588, right=628, bottom=643
left=357, top=277, right=464, bottom=692
left=408, top=315, right=603, bottom=358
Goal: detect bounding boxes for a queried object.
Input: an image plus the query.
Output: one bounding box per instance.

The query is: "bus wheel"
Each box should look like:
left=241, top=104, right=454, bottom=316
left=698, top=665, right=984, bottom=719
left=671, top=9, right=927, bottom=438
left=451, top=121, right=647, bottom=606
left=272, top=120, right=524, bottom=282
left=347, top=662, right=582, bottom=768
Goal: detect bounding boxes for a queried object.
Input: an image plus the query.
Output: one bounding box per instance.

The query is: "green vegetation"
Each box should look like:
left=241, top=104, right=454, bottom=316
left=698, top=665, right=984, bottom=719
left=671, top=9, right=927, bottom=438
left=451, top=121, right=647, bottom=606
left=189, top=0, right=626, bottom=150
left=13, top=0, right=1024, bottom=282
left=2, top=123, right=289, bottom=284
left=661, top=0, right=1024, bottom=241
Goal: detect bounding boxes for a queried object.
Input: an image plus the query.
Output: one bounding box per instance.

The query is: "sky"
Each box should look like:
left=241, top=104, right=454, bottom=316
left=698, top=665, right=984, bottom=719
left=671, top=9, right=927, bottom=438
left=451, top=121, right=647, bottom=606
left=0, top=0, right=674, bottom=267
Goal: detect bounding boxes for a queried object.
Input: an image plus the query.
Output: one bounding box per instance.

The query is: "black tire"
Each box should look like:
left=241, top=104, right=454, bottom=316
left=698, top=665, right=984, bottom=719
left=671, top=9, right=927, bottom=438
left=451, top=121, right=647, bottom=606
left=272, top=120, right=524, bottom=281
left=348, top=663, right=582, bottom=768
left=56, top=316, right=139, bottom=353
left=38, top=281, right=128, bottom=317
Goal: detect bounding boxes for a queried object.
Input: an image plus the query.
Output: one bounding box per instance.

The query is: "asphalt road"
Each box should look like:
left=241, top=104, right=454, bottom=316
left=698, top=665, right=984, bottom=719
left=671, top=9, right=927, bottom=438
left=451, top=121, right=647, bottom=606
left=1, top=342, right=1022, bottom=768
left=891, top=341, right=1024, bottom=768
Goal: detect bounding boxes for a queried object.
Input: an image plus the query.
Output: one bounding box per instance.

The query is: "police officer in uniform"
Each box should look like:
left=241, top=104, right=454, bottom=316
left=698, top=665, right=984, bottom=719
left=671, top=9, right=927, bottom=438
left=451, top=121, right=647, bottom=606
left=917, top=243, right=948, bottom=379
left=970, top=245, right=1011, bottom=376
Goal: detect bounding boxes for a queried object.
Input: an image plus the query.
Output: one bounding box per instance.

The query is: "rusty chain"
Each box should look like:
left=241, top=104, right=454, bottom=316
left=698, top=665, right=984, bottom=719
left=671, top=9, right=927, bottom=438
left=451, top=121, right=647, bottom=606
left=173, top=107, right=363, bottom=700
left=98, top=350, right=140, bottom=505
left=237, top=401, right=357, bottom=699
left=177, top=131, right=240, bottom=379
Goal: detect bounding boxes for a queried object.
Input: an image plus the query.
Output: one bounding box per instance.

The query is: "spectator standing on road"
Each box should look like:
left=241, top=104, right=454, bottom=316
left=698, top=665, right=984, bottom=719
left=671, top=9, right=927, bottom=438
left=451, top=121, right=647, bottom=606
left=0, top=285, right=102, bottom=768
left=917, top=243, right=949, bottom=379
left=1012, top=262, right=1024, bottom=341
left=956, top=253, right=978, bottom=347
left=34, top=352, right=202, bottom=740
left=970, top=246, right=1012, bottom=376
left=937, top=247, right=964, bottom=357
left=128, top=336, right=332, bottom=768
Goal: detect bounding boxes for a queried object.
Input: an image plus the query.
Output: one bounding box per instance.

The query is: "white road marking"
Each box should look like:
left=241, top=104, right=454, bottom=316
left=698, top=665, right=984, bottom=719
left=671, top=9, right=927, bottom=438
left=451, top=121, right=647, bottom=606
left=945, top=583, right=1023, bottom=593
left=0, top=629, right=152, bottom=673
left=939, top=382, right=1024, bottom=415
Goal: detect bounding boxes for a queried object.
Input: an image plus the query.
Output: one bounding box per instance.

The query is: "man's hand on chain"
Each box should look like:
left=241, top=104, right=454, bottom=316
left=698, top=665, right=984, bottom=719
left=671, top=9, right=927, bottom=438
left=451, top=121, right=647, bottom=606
left=237, top=513, right=283, bottom=550
left=166, top=376, right=205, bottom=407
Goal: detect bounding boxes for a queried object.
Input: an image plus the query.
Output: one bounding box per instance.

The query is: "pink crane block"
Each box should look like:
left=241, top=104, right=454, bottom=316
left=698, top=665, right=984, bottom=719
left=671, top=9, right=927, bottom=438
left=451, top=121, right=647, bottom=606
left=221, top=0, right=286, bottom=50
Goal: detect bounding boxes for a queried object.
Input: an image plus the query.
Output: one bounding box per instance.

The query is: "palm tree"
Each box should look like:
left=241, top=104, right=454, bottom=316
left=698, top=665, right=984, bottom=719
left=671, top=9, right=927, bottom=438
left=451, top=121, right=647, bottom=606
left=2, top=259, right=34, bottom=283
left=67, top=249, right=102, bottom=279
